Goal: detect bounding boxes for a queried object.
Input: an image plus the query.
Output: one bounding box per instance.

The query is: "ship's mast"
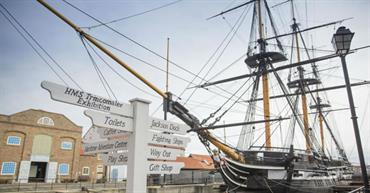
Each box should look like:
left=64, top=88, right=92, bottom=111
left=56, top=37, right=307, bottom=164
left=309, top=45, right=330, bottom=154
left=290, top=1, right=311, bottom=152
left=257, top=0, right=272, bottom=149
left=313, top=97, right=328, bottom=152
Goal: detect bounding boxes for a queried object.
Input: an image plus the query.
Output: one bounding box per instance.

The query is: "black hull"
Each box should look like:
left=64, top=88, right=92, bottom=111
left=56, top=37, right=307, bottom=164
left=217, top=157, right=335, bottom=193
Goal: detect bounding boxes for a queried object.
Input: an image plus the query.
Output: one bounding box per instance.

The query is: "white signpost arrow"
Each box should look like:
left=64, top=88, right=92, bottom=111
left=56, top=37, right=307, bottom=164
left=84, top=110, right=133, bottom=132
left=94, top=126, right=129, bottom=139
left=41, top=81, right=132, bottom=116
left=101, top=152, right=129, bottom=166
left=147, top=146, right=184, bottom=160
left=146, top=118, right=189, bottom=174
left=148, top=131, right=190, bottom=148
left=147, top=161, right=184, bottom=174
left=83, top=139, right=128, bottom=154
left=149, top=117, right=190, bottom=135
left=83, top=126, right=106, bottom=143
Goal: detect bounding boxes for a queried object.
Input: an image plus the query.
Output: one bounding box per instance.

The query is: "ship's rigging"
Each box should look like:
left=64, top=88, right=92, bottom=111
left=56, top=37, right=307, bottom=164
left=32, top=0, right=370, bottom=161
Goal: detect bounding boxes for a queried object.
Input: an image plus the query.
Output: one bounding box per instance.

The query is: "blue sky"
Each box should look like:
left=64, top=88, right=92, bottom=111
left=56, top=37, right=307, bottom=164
left=0, top=0, right=369, bottom=162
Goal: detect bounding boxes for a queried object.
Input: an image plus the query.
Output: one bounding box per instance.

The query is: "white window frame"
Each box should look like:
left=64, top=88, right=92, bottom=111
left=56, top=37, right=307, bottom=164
left=60, top=141, right=73, bottom=150
left=96, top=165, right=104, bottom=173
left=6, top=136, right=21, bottom=146
left=82, top=167, right=90, bottom=176
left=58, top=163, right=69, bottom=175
left=1, top=162, right=16, bottom=175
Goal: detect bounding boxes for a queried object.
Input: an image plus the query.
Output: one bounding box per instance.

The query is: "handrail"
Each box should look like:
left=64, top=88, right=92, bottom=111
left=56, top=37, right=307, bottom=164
left=349, top=186, right=365, bottom=193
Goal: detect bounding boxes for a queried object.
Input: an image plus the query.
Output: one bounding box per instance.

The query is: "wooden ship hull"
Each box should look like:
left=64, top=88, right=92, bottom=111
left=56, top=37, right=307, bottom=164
left=216, top=152, right=338, bottom=193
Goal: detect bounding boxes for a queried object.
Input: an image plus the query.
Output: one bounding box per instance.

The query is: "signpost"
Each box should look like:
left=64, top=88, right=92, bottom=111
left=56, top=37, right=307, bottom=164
left=42, top=81, right=191, bottom=190
left=84, top=110, right=133, bottom=132
left=83, top=126, right=106, bottom=143
left=41, top=81, right=132, bottom=116
left=101, top=152, right=129, bottom=165
left=82, top=139, right=128, bottom=154
left=147, top=161, right=184, bottom=174
left=147, top=146, right=184, bottom=160
left=148, top=131, right=190, bottom=148
left=149, top=117, right=190, bottom=135
left=94, top=126, right=129, bottom=139
left=146, top=117, right=190, bottom=175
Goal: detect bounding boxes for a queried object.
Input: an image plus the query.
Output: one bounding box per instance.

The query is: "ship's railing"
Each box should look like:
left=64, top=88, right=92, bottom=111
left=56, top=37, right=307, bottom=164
left=241, top=146, right=312, bottom=167
left=243, top=157, right=286, bottom=167
left=348, top=186, right=365, bottom=193
left=248, top=146, right=307, bottom=153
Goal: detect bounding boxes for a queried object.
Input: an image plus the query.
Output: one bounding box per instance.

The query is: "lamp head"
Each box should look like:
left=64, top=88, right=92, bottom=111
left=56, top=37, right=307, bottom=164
left=332, top=26, right=354, bottom=55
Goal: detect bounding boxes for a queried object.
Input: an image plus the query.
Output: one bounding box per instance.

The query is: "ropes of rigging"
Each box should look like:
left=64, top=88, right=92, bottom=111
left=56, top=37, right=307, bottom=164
left=180, top=3, right=252, bottom=105
left=84, top=38, right=160, bottom=99
left=203, top=53, right=245, bottom=83
left=222, top=16, right=248, bottom=45
left=201, top=74, right=255, bottom=126
left=249, top=120, right=282, bottom=149
left=80, top=36, right=117, bottom=100
left=0, top=3, right=82, bottom=90
left=61, top=0, right=221, bottom=94
left=91, top=36, right=256, bottom=109
left=0, top=6, right=67, bottom=87
left=82, top=0, right=183, bottom=30
left=62, top=0, right=268, bottom=118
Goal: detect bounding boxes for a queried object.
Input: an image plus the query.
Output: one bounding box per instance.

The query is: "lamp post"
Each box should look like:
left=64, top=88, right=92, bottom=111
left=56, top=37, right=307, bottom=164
left=332, top=26, right=369, bottom=192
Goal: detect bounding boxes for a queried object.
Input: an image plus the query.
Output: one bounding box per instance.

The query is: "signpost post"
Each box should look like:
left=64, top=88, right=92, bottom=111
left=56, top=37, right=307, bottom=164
left=126, top=98, right=150, bottom=193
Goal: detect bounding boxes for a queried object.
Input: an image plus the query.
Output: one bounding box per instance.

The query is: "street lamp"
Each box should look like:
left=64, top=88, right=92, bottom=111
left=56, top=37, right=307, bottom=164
left=332, top=26, right=354, bottom=55
left=332, top=26, right=369, bottom=193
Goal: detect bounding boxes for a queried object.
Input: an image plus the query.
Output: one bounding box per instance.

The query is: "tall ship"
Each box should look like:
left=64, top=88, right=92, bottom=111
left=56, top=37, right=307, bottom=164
left=185, top=1, right=358, bottom=192
left=34, top=0, right=369, bottom=192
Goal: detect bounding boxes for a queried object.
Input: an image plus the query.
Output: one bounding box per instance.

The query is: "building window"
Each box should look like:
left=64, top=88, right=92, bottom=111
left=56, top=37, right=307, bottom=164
left=96, top=165, right=103, bottom=173
left=58, top=164, right=69, bottom=175
left=7, top=136, right=21, bottom=145
left=61, top=141, right=73, bottom=150
left=82, top=167, right=90, bottom=175
left=1, top=162, right=16, bottom=175
left=37, top=117, right=54, bottom=126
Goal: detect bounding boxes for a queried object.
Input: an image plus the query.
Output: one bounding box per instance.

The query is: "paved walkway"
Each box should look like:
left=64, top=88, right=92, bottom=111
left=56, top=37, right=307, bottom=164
left=0, top=182, right=126, bottom=192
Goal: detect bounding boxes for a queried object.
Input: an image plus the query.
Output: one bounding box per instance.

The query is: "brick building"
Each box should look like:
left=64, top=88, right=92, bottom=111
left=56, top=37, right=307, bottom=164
left=0, top=109, right=104, bottom=183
